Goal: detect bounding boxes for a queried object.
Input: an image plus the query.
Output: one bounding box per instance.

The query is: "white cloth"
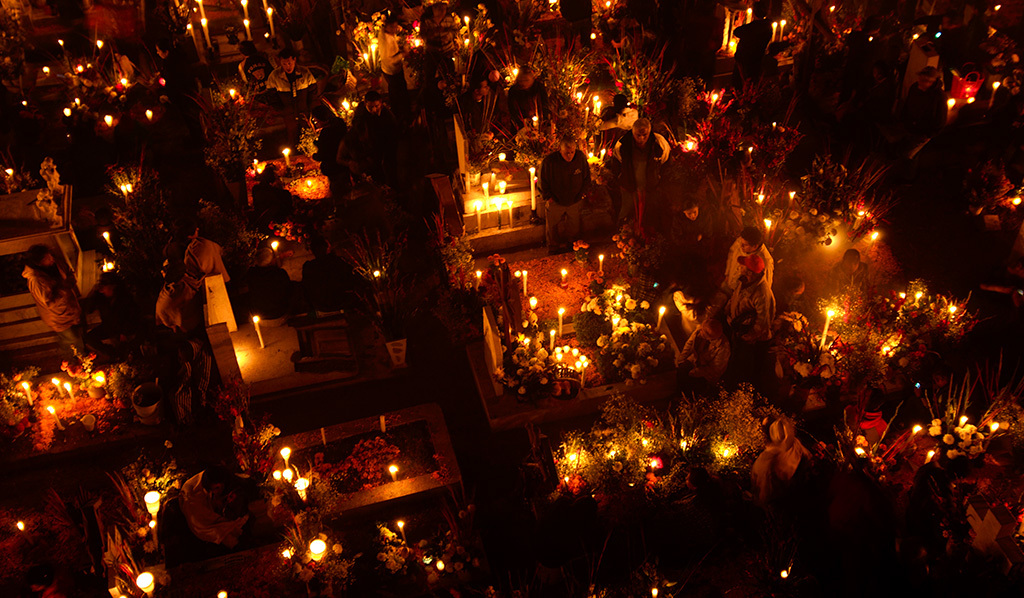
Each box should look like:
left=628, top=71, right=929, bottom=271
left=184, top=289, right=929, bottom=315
left=751, top=417, right=810, bottom=503
left=379, top=31, right=403, bottom=76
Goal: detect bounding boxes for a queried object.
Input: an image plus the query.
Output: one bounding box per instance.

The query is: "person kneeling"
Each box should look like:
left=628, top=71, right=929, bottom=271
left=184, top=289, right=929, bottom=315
left=677, top=319, right=730, bottom=396
left=180, top=467, right=249, bottom=549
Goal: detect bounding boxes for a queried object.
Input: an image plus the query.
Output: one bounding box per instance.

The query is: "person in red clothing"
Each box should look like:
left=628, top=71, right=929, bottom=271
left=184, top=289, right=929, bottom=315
left=22, top=245, right=83, bottom=359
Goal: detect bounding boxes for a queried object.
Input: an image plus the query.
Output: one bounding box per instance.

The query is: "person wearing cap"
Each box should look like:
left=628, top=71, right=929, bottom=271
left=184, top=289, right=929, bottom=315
left=267, top=48, right=317, bottom=144
left=155, top=261, right=202, bottom=335
left=83, top=271, right=142, bottom=359
left=890, top=65, right=947, bottom=160
left=727, top=253, right=775, bottom=344
left=246, top=247, right=293, bottom=320
left=677, top=318, right=731, bottom=396
left=723, top=226, right=774, bottom=295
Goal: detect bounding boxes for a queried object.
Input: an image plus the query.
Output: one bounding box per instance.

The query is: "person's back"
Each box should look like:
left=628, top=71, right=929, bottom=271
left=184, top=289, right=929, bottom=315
left=251, top=168, right=294, bottom=227
left=734, top=16, right=773, bottom=79
left=902, top=78, right=946, bottom=137
left=247, top=248, right=292, bottom=319
left=302, top=237, right=352, bottom=313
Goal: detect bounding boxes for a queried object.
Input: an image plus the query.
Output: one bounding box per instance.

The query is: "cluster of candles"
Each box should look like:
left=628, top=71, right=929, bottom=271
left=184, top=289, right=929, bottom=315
left=552, top=345, right=589, bottom=383
left=272, top=447, right=312, bottom=500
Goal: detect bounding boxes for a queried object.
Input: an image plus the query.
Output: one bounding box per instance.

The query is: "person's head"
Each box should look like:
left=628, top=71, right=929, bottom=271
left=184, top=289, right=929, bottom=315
left=177, top=217, right=200, bottom=240
left=872, top=60, right=891, bottom=82
left=309, top=235, right=330, bottom=259
left=155, top=38, right=172, bottom=60
left=941, top=9, right=961, bottom=29
left=780, top=274, right=805, bottom=298
left=917, top=66, right=941, bottom=91
left=311, top=105, right=337, bottom=127
left=487, top=68, right=501, bottom=83
left=739, top=226, right=763, bottom=254
left=200, top=465, right=233, bottom=497
left=613, top=93, right=628, bottom=112
left=558, top=137, right=577, bottom=161
left=365, top=90, right=383, bottom=114
left=516, top=67, right=537, bottom=89
left=278, top=48, right=297, bottom=74
left=25, top=244, right=55, bottom=269
left=753, top=1, right=769, bottom=19
left=738, top=254, right=766, bottom=282
left=162, top=259, right=185, bottom=284
left=255, top=247, right=275, bottom=267
left=700, top=318, right=724, bottom=341
left=95, top=272, right=121, bottom=298
left=384, top=13, right=400, bottom=34
left=239, top=40, right=257, bottom=57
left=681, top=196, right=699, bottom=220
left=932, top=363, right=952, bottom=389
left=27, top=564, right=56, bottom=591
left=259, top=164, right=279, bottom=185
left=430, top=2, right=447, bottom=19
left=686, top=466, right=711, bottom=491
left=471, top=78, right=490, bottom=100
left=632, top=118, right=652, bottom=146
left=841, top=248, right=861, bottom=274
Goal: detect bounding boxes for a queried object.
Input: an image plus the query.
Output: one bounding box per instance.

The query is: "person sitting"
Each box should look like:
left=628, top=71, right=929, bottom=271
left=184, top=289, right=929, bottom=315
left=155, top=261, right=202, bottom=335
left=178, top=218, right=230, bottom=288
left=180, top=466, right=249, bottom=549
left=677, top=319, right=731, bottom=396
left=827, top=248, right=870, bottom=296
left=247, top=247, right=293, bottom=320
left=251, top=166, right=294, bottom=230
left=540, top=137, right=590, bottom=253
left=302, top=236, right=354, bottom=315
left=237, top=40, right=273, bottom=98
left=727, top=254, right=775, bottom=344
left=267, top=48, right=317, bottom=144
left=83, top=272, right=142, bottom=359
left=26, top=563, right=66, bottom=598
left=507, top=67, right=549, bottom=130
left=22, top=244, right=84, bottom=359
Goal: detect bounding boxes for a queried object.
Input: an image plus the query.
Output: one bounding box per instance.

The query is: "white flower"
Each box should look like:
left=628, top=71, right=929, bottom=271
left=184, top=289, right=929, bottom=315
left=596, top=335, right=608, bottom=348
left=630, top=365, right=642, bottom=379
left=969, top=444, right=983, bottom=455
left=539, top=378, right=548, bottom=384
left=625, top=298, right=637, bottom=310
left=929, top=426, right=942, bottom=436
left=943, top=434, right=955, bottom=445
left=946, top=449, right=962, bottom=459
left=640, top=301, right=650, bottom=310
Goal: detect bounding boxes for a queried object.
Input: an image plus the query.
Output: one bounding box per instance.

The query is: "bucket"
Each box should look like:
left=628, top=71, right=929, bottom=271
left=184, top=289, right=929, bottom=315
left=133, top=383, right=163, bottom=426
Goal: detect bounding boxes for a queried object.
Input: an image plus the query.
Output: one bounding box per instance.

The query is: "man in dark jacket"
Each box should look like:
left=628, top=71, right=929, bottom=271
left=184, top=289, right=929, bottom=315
left=732, top=2, right=773, bottom=87
left=238, top=40, right=273, bottom=98
left=247, top=247, right=293, bottom=320
left=892, top=66, right=947, bottom=159
left=609, top=118, right=671, bottom=228
left=540, top=137, right=591, bottom=252
left=302, top=236, right=354, bottom=315
left=338, top=91, right=399, bottom=185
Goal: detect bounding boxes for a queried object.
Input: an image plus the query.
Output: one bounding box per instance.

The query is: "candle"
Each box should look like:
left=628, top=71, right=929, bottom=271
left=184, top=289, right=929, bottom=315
left=282, top=468, right=293, bottom=482
left=992, top=81, right=1001, bottom=109
left=779, top=19, right=786, bottom=39
left=63, top=382, right=73, bottom=398
left=560, top=268, right=568, bottom=287
left=771, top=22, right=777, bottom=42
left=261, top=0, right=268, bottom=17
left=294, top=478, right=309, bottom=500
left=281, top=146, right=290, bottom=167
left=280, top=446, right=291, bottom=469
left=396, top=520, right=407, bottom=543
left=253, top=315, right=265, bottom=348
left=498, top=153, right=506, bottom=162
left=270, top=239, right=279, bottom=255
left=820, top=309, right=836, bottom=351
left=266, top=7, right=275, bottom=38
left=388, top=464, right=398, bottom=482
left=482, top=181, right=489, bottom=198
left=522, top=270, right=528, bottom=296
left=550, top=329, right=556, bottom=351
left=558, top=307, right=565, bottom=337
left=507, top=198, right=514, bottom=225
left=136, top=572, right=155, bottom=597
left=475, top=270, right=482, bottom=289
left=145, top=109, right=154, bottom=121
left=529, top=166, right=537, bottom=210
left=380, top=415, right=386, bottom=433
left=20, top=382, right=32, bottom=406
left=598, top=254, right=604, bottom=275
left=473, top=200, right=482, bottom=231
left=241, top=0, right=249, bottom=20
left=529, top=296, right=538, bottom=310
left=498, top=180, right=507, bottom=195
left=197, top=0, right=207, bottom=21
left=309, top=539, right=327, bottom=561
left=657, top=306, right=666, bottom=329
left=243, top=18, right=252, bottom=40
left=46, top=406, right=65, bottom=431
left=201, top=17, right=212, bottom=48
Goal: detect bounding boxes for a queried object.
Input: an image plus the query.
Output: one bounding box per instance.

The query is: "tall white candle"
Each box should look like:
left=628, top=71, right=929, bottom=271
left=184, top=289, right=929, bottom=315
left=241, top=0, right=249, bottom=20
left=507, top=198, right=513, bottom=225
left=482, top=181, right=489, bottom=198
left=253, top=315, right=265, bottom=348
left=474, top=200, right=482, bottom=231
left=201, top=18, right=212, bottom=48
left=657, top=306, right=666, bottom=329
left=558, top=307, right=565, bottom=337
left=771, top=21, right=778, bottom=42
left=820, top=309, right=835, bottom=351
left=46, top=406, right=65, bottom=431
left=529, top=167, right=537, bottom=210
left=598, top=254, right=604, bottom=275
left=522, top=270, right=528, bottom=296
left=243, top=19, right=252, bottom=40
left=266, top=7, right=275, bottom=38
left=282, top=147, right=290, bottom=167
left=550, top=329, right=556, bottom=351
left=21, top=382, right=32, bottom=406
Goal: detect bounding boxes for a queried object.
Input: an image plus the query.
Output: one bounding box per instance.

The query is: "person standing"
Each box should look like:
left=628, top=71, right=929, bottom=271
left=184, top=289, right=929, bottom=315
left=310, top=106, right=349, bottom=202
left=723, top=226, right=774, bottom=295
left=379, top=14, right=408, bottom=120
left=267, top=48, right=317, bottom=145
left=22, top=245, right=84, bottom=359
left=237, top=41, right=273, bottom=98
left=540, top=137, right=591, bottom=253
left=727, top=254, right=775, bottom=345
left=732, top=2, right=773, bottom=87
left=609, top=118, right=671, bottom=229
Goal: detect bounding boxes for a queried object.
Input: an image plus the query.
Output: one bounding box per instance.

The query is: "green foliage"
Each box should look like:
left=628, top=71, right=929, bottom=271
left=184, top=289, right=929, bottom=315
left=0, top=8, right=26, bottom=83
left=196, top=200, right=262, bottom=275
left=203, top=86, right=263, bottom=181
left=109, top=165, right=174, bottom=301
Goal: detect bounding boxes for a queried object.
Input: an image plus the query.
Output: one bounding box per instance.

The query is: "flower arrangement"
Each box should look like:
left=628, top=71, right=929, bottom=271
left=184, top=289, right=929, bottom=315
left=596, top=321, right=668, bottom=385
left=297, top=117, right=320, bottom=158
left=495, top=332, right=559, bottom=400
left=202, top=85, right=263, bottom=181
left=922, top=375, right=1008, bottom=466
left=0, top=367, right=38, bottom=431
left=772, top=312, right=836, bottom=382
left=233, top=413, right=281, bottom=476
left=281, top=527, right=358, bottom=593
left=0, top=7, right=26, bottom=83
left=604, top=45, right=683, bottom=120
left=376, top=523, right=411, bottom=575
left=314, top=436, right=401, bottom=492
left=501, top=125, right=558, bottom=171
left=963, top=159, right=1014, bottom=216
left=612, top=225, right=666, bottom=274
left=572, top=240, right=589, bottom=263
left=797, top=154, right=892, bottom=241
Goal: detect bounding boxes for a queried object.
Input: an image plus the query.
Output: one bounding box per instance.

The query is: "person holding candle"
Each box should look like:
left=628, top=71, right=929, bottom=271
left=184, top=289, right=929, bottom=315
left=267, top=48, right=317, bottom=145
left=22, top=245, right=85, bottom=359
left=540, top=137, right=590, bottom=254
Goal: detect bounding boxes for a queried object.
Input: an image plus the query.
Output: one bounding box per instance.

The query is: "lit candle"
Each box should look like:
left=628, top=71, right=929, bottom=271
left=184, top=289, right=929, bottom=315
left=21, top=382, right=32, bottom=406
left=270, top=240, right=279, bottom=255
left=104, top=114, right=113, bottom=127
left=241, top=0, right=249, bottom=20
left=529, top=296, right=538, bottom=310
left=145, top=109, right=154, bottom=121
left=396, top=520, right=407, bottom=543
left=62, top=382, right=73, bottom=398
left=550, top=329, right=556, bottom=351
left=243, top=18, right=252, bottom=40
left=280, top=446, right=291, bottom=469
left=560, top=268, right=568, bottom=287
left=136, top=572, right=155, bottom=597
left=309, top=539, right=327, bottom=561
left=657, top=306, right=666, bottom=329
left=281, top=146, right=290, bottom=167
left=764, top=218, right=772, bottom=231
left=507, top=198, right=514, bottom=225
left=529, top=166, right=537, bottom=210
left=201, top=17, right=212, bottom=48
left=282, top=468, right=293, bottom=482
left=475, top=270, right=482, bottom=289
left=266, top=6, right=276, bottom=38
left=598, top=254, right=604, bottom=275
left=771, top=21, right=778, bottom=42
left=925, top=449, right=935, bottom=463
left=388, top=464, right=398, bottom=482
left=498, top=180, right=507, bottom=195
left=498, top=153, right=506, bottom=162
left=473, top=200, right=482, bottom=231
left=820, top=309, right=835, bottom=351
left=197, top=0, right=207, bottom=21
left=46, top=405, right=65, bottom=431
left=558, top=307, right=565, bottom=337
left=992, top=81, right=1001, bottom=109
left=253, top=315, right=265, bottom=348
left=522, top=270, right=528, bottom=296
left=482, top=181, right=489, bottom=198
left=779, top=19, right=786, bottom=38
left=294, top=478, right=309, bottom=500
